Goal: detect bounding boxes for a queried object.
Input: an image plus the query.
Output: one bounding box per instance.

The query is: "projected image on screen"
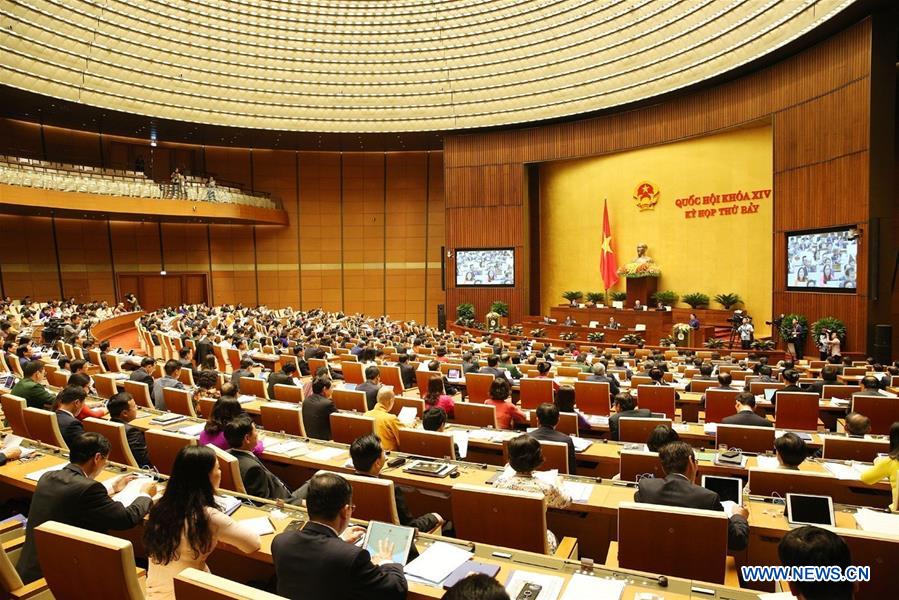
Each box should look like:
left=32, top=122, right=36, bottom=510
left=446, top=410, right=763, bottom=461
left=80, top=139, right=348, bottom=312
left=455, top=248, right=515, bottom=287
left=786, top=228, right=857, bottom=292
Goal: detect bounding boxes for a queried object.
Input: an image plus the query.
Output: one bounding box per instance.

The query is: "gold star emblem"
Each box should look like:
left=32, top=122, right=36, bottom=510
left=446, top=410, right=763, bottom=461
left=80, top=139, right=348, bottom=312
left=602, top=234, right=613, bottom=254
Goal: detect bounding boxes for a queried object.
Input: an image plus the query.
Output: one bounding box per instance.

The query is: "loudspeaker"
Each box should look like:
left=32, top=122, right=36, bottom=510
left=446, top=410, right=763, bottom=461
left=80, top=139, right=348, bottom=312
left=873, top=324, right=892, bottom=364
left=437, top=304, right=447, bottom=331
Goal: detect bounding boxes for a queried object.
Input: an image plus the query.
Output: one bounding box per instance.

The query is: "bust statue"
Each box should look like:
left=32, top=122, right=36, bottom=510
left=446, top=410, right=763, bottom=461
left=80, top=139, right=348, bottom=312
left=619, top=243, right=660, bottom=277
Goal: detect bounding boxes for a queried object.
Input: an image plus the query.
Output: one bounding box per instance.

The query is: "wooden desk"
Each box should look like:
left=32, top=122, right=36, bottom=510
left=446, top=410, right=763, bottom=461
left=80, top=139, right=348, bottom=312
left=549, top=306, right=674, bottom=345
left=0, top=443, right=762, bottom=600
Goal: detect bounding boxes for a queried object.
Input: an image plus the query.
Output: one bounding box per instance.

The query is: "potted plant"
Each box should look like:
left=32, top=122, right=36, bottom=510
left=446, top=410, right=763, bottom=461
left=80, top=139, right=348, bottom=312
left=489, top=301, right=509, bottom=317
left=559, top=332, right=578, bottom=341
left=652, top=290, right=679, bottom=308
left=659, top=336, right=677, bottom=347
left=508, top=325, right=523, bottom=336
left=682, top=292, right=710, bottom=309
left=714, top=293, right=742, bottom=310
left=562, top=291, right=584, bottom=307
left=585, top=292, right=605, bottom=307
left=529, top=328, right=546, bottom=337
left=704, top=338, right=725, bottom=349
left=488, top=300, right=510, bottom=328
left=455, top=303, right=475, bottom=326
left=587, top=331, right=605, bottom=342
left=751, top=339, right=776, bottom=351
left=811, top=317, right=846, bottom=343
left=609, top=291, right=627, bottom=302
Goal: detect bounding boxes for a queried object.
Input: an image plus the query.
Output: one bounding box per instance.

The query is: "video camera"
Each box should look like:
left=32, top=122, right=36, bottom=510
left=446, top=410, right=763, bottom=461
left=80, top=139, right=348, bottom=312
left=726, top=310, right=748, bottom=326
left=765, top=313, right=785, bottom=327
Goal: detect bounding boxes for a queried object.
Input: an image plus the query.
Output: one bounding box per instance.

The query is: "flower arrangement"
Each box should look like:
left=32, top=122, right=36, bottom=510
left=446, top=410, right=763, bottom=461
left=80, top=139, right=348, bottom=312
left=618, top=262, right=661, bottom=278
left=587, top=331, right=605, bottom=342
left=559, top=332, right=578, bottom=341
left=619, top=333, right=645, bottom=346
left=485, top=311, right=502, bottom=330
left=508, top=325, right=524, bottom=336
left=672, top=323, right=692, bottom=339
left=659, top=336, right=677, bottom=347
left=529, top=328, right=546, bottom=337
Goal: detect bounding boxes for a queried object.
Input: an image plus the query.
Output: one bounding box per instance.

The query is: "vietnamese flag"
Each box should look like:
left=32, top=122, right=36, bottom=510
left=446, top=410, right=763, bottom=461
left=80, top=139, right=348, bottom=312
left=600, top=199, right=619, bottom=290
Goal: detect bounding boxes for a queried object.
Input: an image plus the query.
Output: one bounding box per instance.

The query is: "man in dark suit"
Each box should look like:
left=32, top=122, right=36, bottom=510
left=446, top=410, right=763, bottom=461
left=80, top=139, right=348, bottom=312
left=9, top=360, right=56, bottom=410
left=302, top=377, right=337, bottom=441
left=17, top=432, right=156, bottom=583
left=396, top=353, right=416, bottom=389
left=152, top=359, right=185, bottom=411
left=852, top=376, right=891, bottom=399
left=720, top=392, right=773, bottom=427
left=744, top=364, right=777, bottom=391
left=195, top=328, right=213, bottom=365
left=230, top=357, right=256, bottom=393
left=272, top=472, right=407, bottom=600
left=478, top=355, right=506, bottom=379
left=460, top=351, right=479, bottom=375
left=224, top=415, right=303, bottom=504
left=686, top=363, right=715, bottom=392
left=529, top=403, right=577, bottom=475
left=700, top=372, right=737, bottom=405
left=608, top=393, right=652, bottom=441
left=635, top=441, right=749, bottom=551
left=586, top=362, right=620, bottom=396
left=295, top=435, right=445, bottom=533
left=356, top=365, right=383, bottom=411
left=772, top=369, right=802, bottom=406
left=107, top=392, right=153, bottom=468
left=129, top=357, right=156, bottom=386
left=55, top=385, right=87, bottom=448
left=267, top=362, right=298, bottom=399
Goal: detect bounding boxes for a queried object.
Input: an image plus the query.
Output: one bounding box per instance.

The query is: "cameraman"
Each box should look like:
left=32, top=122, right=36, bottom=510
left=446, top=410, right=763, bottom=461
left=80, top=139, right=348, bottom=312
left=737, top=317, right=754, bottom=350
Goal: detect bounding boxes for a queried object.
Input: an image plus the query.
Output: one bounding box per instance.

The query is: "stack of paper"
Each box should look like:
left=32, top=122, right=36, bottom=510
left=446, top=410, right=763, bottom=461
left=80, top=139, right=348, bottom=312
left=452, top=430, right=469, bottom=459
left=505, top=570, right=565, bottom=600
left=112, top=476, right=153, bottom=506
left=755, top=455, right=780, bottom=469
left=215, top=495, right=242, bottom=516
left=822, top=462, right=868, bottom=481
left=467, top=429, right=494, bottom=441
left=397, top=406, right=418, bottom=426
left=25, top=464, right=66, bottom=482
left=178, top=422, right=206, bottom=437
left=237, top=395, right=256, bottom=404
left=306, top=447, right=346, bottom=461
left=704, top=422, right=719, bottom=435
left=239, top=516, right=276, bottom=536
left=267, top=440, right=309, bottom=456
left=561, top=480, right=592, bottom=503
left=560, top=573, right=625, bottom=600
left=571, top=436, right=592, bottom=453
left=853, top=508, right=899, bottom=534
left=404, top=542, right=473, bottom=583
left=588, top=415, right=609, bottom=426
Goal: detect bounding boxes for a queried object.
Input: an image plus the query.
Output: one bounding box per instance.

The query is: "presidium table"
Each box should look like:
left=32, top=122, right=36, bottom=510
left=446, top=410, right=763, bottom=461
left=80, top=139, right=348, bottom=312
left=545, top=306, right=714, bottom=346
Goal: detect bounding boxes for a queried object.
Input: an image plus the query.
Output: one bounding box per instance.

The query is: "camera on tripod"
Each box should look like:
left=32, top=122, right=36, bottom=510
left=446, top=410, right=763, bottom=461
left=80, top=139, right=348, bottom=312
left=765, top=313, right=785, bottom=327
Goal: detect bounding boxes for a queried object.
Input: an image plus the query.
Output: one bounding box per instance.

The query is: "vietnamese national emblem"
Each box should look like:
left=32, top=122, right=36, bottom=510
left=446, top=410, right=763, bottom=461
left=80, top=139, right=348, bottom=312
left=633, top=181, right=660, bottom=211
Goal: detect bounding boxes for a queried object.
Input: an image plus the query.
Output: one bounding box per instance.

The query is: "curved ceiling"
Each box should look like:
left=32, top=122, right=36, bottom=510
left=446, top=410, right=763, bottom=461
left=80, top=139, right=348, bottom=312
left=0, top=0, right=856, bottom=133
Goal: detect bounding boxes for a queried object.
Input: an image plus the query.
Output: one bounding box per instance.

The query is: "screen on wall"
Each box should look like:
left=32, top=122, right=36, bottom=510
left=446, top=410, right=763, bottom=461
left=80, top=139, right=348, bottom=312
left=455, top=248, right=515, bottom=287
left=786, top=227, right=857, bottom=292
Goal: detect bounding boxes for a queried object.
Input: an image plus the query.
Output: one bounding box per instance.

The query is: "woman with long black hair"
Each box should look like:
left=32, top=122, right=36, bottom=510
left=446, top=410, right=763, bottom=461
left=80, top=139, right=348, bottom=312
left=143, top=445, right=260, bottom=599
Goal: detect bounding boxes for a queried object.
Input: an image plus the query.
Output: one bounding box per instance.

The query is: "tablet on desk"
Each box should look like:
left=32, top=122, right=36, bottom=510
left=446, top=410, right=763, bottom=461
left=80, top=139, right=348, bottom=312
left=763, top=388, right=777, bottom=403
left=701, top=475, right=743, bottom=505
left=342, top=383, right=357, bottom=391
left=448, top=369, right=461, bottom=380
left=362, top=521, right=415, bottom=566
left=786, top=493, right=835, bottom=527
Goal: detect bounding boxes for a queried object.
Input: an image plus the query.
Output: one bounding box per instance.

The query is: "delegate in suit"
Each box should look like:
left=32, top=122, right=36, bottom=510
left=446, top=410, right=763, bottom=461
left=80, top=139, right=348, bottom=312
left=634, top=441, right=749, bottom=550
left=17, top=433, right=156, bottom=583
left=272, top=472, right=407, bottom=600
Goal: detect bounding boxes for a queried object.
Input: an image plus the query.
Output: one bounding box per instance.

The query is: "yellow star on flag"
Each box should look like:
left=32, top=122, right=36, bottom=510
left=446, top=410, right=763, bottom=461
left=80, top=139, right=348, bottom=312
left=601, top=233, right=613, bottom=254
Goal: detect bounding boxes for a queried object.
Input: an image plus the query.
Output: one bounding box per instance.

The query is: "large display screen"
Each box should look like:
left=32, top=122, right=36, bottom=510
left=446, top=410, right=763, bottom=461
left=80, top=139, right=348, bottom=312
left=455, top=248, right=515, bottom=287
left=786, top=227, right=857, bottom=292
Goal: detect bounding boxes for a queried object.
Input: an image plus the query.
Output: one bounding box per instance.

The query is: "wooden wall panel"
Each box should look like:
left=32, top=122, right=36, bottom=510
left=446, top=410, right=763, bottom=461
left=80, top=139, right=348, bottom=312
left=0, top=215, right=60, bottom=300
left=297, top=152, right=341, bottom=312
left=443, top=18, right=886, bottom=353
left=54, top=218, right=114, bottom=303
left=0, top=119, right=43, bottom=159
left=426, top=152, right=447, bottom=325
left=42, top=125, right=101, bottom=166
left=253, top=150, right=300, bottom=309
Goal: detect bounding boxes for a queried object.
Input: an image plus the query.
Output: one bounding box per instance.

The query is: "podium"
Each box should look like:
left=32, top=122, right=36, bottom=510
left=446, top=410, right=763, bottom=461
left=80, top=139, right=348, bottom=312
left=625, top=276, right=658, bottom=308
